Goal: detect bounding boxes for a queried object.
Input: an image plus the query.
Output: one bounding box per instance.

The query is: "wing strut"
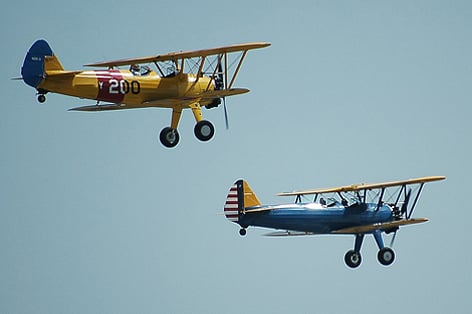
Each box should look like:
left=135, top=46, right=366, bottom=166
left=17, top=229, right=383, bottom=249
left=228, top=50, right=248, bottom=89
left=407, top=183, right=425, bottom=219
left=376, top=188, right=385, bottom=211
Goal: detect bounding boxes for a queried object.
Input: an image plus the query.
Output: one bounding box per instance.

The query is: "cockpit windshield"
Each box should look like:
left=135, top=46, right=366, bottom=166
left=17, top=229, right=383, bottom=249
left=130, top=64, right=152, bottom=76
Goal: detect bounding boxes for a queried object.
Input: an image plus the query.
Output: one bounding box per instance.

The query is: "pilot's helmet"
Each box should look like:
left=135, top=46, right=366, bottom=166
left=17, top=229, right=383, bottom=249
left=131, top=64, right=140, bottom=72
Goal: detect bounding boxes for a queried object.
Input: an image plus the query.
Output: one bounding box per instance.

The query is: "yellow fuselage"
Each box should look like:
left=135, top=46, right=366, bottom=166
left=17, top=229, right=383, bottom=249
left=38, top=70, right=215, bottom=108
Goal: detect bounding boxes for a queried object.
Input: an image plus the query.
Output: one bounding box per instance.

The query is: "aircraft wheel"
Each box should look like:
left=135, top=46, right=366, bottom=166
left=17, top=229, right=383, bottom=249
left=378, top=247, right=395, bottom=266
left=37, top=94, right=46, bottom=103
left=239, top=228, right=247, bottom=236
left=344, top=250, right=362, bottom=268
left=194, top=120, right=214, bottom=142
left=159, top=127, right=180, bottom=148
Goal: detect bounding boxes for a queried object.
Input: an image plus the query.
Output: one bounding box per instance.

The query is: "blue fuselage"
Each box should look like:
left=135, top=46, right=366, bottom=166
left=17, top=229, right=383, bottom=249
left=239, top=203, right=393, bottom=234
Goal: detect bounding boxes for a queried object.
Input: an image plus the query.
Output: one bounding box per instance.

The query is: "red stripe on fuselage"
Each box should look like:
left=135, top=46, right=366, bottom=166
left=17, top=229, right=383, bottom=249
left=95, top=70, right=125, bottom=103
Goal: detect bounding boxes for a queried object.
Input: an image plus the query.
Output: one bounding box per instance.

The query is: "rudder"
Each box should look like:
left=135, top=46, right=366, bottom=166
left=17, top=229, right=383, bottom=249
left=224, top=179, right=261, bottom=224
left=21, top=39, right=63, bottom=88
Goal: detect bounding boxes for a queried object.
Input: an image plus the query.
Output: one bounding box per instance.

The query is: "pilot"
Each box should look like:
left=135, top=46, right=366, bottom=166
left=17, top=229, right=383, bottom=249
left=320, top=197, right=326, bottom=207
left=130, top=64, right=141, bottom=76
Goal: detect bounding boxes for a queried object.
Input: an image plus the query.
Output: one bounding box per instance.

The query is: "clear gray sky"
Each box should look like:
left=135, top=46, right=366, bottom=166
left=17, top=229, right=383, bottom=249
left=1, top=1, right=471, bottom=313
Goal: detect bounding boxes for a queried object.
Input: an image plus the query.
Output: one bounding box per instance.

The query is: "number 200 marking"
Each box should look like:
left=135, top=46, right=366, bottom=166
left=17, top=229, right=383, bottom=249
left=108, top=79, right=140, bottom=95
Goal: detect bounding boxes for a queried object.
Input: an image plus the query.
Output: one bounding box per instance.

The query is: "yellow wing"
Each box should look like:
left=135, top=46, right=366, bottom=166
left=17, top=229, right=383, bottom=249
left=264, top=218, right=429, bottom=236
left=332, top=218, right=429, bottom=234
left=142, top=88, right=249, bottom=108
left=85, top=42, right=271, bottom=67
left=277, top=176, right=446, bottom=197
left=68, top=88, right=251, bottom=111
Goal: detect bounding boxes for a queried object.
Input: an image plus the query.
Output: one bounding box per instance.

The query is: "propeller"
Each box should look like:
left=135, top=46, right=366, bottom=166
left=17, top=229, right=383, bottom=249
left=217, top=56, right=229, bottom=129
left=223, top=97, right=229, bottom=129
left=390, top=230, right=398, bottom=247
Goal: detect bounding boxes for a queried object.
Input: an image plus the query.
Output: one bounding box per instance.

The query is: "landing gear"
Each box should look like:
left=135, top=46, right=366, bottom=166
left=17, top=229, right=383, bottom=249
left=37, top=94, right=46, bottom=103
left=344, top=250, right=362, bottom=268
left=194, top=120, right=215, bottom=142
left=159, top=127, right=180, bottom=148
left=239, top=228, right=247, bottom=236
left=344, top=232, right=396, bottom=268
left=377, top=247, right=395, bottom=266
left=344, top=233, right=364, bottom=268
left=159, top=104, right=216, bottom=147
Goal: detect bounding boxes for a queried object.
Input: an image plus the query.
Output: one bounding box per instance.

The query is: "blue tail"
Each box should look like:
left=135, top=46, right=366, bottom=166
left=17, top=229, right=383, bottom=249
left=21, top=39, right=54, bottom=88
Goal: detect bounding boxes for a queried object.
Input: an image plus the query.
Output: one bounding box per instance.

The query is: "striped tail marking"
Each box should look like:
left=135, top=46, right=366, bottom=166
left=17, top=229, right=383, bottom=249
left=224, top=182, right=241, bottom=223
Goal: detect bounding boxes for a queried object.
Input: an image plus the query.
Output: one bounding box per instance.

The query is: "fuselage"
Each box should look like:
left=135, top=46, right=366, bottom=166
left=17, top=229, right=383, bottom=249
left=239, top=203, right=393, bottom=234
left=38, top=70, right=216, bottom=108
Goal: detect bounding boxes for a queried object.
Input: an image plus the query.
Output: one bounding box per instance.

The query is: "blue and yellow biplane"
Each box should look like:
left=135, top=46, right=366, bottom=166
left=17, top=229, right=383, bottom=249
left=224, top=176, right=445, bottom=268
left=19, top=39, right=270, bottom=147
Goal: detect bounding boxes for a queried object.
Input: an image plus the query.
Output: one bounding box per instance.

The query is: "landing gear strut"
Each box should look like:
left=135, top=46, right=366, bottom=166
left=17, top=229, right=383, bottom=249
left=344, top=234, right=364, bottom=268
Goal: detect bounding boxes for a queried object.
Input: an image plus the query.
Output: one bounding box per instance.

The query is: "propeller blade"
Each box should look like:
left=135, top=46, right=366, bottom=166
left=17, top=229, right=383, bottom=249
left=223, top=97, right=229, bottom=130
left=390, top=230, right=398, bottom=247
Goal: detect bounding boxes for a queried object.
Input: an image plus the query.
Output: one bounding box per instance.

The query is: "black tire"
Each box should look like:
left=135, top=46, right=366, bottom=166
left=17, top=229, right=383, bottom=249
left=344, top=250, right=362, bottom=268
left=378, top=247, right=395, bottom=266
left=194, top=120, right=215, bottom=142
left=159, top=127, right=179, bottom=148
left=37, top=94, right=46, bottom=103
left=239, top=228, right=247, bottom=236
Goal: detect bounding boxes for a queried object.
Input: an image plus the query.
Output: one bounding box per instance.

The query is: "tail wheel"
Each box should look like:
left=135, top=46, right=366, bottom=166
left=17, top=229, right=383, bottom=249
left=239, top=228, right=247, bottom=236
left=37, top=94, right=46, bottom=103
left=194, top=120, right=215, bottom=142
left=344, top=250, right=362, bottom=268
left=378, top=247, right=395, bottom=266
left=159, top=127, right=180, bottom=148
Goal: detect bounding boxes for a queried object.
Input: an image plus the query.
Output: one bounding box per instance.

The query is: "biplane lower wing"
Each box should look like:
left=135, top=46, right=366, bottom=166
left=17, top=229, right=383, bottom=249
left=199, top=88, right=249, bottom=99
left=332, top=218, right=429, bottom=234
left=69, top=87, right=250, bottom=112
left=142, top=88, right=250, bottom=108
left=262, top=218, right=428, bottom=237
left=69, top=103, right=128, bottom=111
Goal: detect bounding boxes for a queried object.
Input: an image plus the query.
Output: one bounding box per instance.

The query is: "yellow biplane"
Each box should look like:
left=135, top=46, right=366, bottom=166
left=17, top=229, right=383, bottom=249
left=20, top=39, right=270, bottom=147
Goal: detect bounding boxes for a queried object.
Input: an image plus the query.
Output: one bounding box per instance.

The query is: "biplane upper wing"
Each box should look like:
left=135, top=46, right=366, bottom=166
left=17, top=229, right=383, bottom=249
left=277, top=176, right=446, bottom=197
left=84, top=42, right=271, bottom=67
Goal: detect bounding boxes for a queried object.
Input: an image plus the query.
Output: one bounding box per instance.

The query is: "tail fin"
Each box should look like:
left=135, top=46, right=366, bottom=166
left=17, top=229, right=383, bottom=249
left=21, top=39, right=64, bottom=88
left=224, top=179, right=262, bottom=223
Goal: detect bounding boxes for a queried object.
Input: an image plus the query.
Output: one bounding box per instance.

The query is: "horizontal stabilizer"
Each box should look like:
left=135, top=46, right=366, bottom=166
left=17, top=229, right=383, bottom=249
left=45, top=70, right=82, bottom=79
left=69, top=103, right=127, bottom=111
left=243, top=206, right=279, bottom=214
left=265, top=231, right=316, bottom=237
left=332, top=218, right=429, bottom=234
